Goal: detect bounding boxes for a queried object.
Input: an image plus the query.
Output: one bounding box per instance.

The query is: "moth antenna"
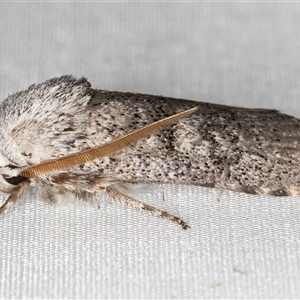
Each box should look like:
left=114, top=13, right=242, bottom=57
left=20, top=107, right=198, bottom=178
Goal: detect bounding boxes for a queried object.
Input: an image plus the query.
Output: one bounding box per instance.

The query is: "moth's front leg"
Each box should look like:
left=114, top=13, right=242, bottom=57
left=0, top=179, right=31, bottom=214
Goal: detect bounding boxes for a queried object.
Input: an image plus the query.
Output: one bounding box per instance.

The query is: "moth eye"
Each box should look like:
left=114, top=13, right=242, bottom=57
left=3, top=175, right=28, bottom=185
left=7, top=164, right=18, bottom=170
left=1, top=164, right=27, bottom=185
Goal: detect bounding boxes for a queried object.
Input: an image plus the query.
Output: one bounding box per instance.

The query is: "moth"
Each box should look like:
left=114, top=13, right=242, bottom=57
left=0, top=75, right=299, bottom=229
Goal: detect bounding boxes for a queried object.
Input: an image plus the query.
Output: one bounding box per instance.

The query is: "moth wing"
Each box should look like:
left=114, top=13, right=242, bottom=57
left=79, top=92, right=300, bottom=196
left=2, top=76, right=300, bottom=197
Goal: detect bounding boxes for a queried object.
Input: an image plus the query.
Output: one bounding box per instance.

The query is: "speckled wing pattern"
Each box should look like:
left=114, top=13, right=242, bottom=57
left=0, top=75, right=300, bottom=227
left=90, top=90, right=300, bottom=197
left=1, top=75, right=300, bottom=196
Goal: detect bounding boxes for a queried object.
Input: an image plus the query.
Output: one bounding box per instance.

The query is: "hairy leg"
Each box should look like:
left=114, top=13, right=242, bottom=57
left=0, top=179, right=31, bottom=214
left=106, top=186, right=190, bottom=229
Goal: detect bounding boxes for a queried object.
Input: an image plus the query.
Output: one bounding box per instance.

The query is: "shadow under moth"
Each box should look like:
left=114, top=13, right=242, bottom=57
left=0, top=75, right=299, bottom=229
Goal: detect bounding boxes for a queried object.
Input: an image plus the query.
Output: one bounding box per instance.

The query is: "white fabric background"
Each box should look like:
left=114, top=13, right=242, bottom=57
left=0, top=2, right=299, bottom=299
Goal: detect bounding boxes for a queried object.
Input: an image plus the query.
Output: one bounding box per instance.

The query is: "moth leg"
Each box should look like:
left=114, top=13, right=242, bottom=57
left=0, top=179, right=31, bottom=214
left=212, top=188, right=220, bottom=202
left=106, top=186, right=190, bottom=229
left=160, top=183, right=166, bottom=201
left=95, top=193, right=101, bottom=209
left=0, top=188, right=13, bottom=194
